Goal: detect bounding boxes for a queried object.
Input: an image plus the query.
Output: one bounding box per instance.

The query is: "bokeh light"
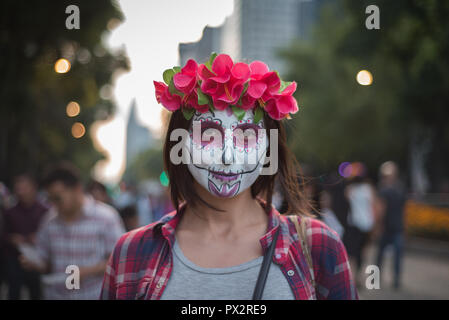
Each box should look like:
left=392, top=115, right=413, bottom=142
left=338, top=161, right=366, bottom=178
left=66, top=101, right=80, bottom=117
left=54, top=58, right=71, bottom=73
left=351, top=162, right=366, bottom=177
left=356, top=70, right=373, bottom=85
left=71, top=122, right=86, bottom=138
left=338, top=162, right=351, bottom=178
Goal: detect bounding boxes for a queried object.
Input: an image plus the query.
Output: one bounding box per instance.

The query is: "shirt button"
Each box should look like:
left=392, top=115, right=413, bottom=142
left=156, top=282, right=162, bottom=289
left=275, top=254, right=281, bottom=259
left=287, top=270, right=295, bottom=276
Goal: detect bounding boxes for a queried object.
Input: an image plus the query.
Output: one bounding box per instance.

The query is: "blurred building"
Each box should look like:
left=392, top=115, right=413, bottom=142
left=179, top=0, right=332, bottom=74
left=179, top=26, right=222, bottom=67
left=125, top=99, right=152, bottom=168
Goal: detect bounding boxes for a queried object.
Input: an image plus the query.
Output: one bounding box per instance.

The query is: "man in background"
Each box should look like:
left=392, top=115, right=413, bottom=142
left=20, top=163, right=125, bottom=299
left=86, top=179, right=113, bottom=206
left=3, top=174, right=48, bottom=299
left=376, top=161, right=407, bottom=290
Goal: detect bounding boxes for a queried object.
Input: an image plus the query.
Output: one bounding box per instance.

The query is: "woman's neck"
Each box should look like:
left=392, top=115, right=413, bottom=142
left=180, top=181, right=268, bottom=240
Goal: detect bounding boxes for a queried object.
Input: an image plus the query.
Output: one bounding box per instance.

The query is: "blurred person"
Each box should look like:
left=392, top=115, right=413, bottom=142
left=101, top=56, right=357, bottom=300
left=319, top=190, right=344, bottom=239
left=136, top=194, right=153, bottom=226
left=20, top=163, right=125, bottom=299
left=113, top=181, right=136, bottom=211
left=0, top=182, right=9, bottom=296
left=3, top=174, right=48, bottom=300
left=148, top=188, right=173, bottom=222
left=324, top=172, right=351, bottom=233
left=136, top=182, right=154, bottom=226
left=375, top=161, right=407, bottom=290
left=438, top=179, right=449, bottom=203
left=147, top=193, right=163, bottom=222
left=86, top=179, right=113, bottom=206
left=344, top=175, right=376, bottom=287
left=0, top=182, right=15, bottom=210
left=118, top=205, right=139, bottom=231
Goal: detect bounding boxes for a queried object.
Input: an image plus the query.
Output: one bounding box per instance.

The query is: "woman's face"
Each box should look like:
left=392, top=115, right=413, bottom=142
left=186, top=107, right=268, bottom=198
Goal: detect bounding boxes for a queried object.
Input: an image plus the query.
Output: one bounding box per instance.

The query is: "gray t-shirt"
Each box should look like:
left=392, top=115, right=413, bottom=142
left=160, top=238, right=294, bottom=300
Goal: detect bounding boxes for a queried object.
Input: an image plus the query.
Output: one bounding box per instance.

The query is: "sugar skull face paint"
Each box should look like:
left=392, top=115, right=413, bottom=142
left=186, top=107, right=268, bottom=198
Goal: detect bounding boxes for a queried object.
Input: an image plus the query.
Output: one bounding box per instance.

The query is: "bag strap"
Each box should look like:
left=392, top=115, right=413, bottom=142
left=252, top=226, right=280, bottom=300
left=289, top=215, right=316, bottom=288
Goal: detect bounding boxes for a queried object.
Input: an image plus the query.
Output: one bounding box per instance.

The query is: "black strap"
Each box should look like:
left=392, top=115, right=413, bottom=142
left=252, top=226, right=280, bottom=300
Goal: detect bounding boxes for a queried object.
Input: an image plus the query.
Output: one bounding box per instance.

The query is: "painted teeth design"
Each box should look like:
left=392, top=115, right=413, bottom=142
left=208, top=179, right=241, bottom=198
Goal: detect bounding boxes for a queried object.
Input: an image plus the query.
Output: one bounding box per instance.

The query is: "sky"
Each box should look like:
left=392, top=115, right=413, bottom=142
left=91, top=0, right=235, bottom=184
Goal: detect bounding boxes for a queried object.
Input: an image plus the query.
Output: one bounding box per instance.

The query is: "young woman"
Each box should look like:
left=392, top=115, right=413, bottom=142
left=100, top=54, right=358, bottom=300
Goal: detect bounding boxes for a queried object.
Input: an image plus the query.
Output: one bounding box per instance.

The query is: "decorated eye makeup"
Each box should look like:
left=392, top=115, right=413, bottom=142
left=233, top=123, right=261, bottom=149
left=191, top=119, right=224, bottom=148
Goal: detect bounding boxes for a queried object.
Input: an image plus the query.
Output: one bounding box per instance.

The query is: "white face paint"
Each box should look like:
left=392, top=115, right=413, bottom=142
left=186, top=107, right=268, bottom=198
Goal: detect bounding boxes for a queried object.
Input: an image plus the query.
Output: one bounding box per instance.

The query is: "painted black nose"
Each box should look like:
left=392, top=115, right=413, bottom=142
left=222, top=144, right=233, bottom=165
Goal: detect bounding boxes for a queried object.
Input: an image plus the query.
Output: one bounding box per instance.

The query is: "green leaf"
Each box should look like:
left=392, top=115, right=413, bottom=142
left=182, top=108, right=194, bottom=120
left=168, top=79, right=184, bottom=97
left=197, top=88, right=209, bottom=105
left=205, top=52, right=218, bottom=71
left=254, top=106, right=263, bottom=124
left=173, top=66, right=181, bottom=73
left=163, top=69, right=175, bottom=85
left=279, top=80, right=292, bottom=93
left=231, top=105, right=246, bottom=121
left=238, top=81, right=249, bottom=105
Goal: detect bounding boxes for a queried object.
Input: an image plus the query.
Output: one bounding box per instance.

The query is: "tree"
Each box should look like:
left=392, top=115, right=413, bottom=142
left=281, top=0, right=449, bottom=190
left=0, top=0, right=129, bottom=186
left=124, top=146, right=165, bottom=186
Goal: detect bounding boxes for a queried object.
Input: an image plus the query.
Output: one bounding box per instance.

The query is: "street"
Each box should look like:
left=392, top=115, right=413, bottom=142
left=357, top=238, right=449, bottom=300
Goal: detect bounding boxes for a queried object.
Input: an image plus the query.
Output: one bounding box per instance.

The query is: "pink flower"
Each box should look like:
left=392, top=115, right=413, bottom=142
left=238, top=61, right=281, bottom=110
left=173, top=59, right=198, bottom=95
left=184, top=88, right=209, bottom=113
left=264, top=82, right=299, bottom=120
left=153, top=81, right=182, bottom=111
left=198, top=54, right=250, bottom=110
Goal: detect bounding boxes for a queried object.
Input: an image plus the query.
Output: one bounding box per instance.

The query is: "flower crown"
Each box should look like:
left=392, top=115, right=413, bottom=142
left=153, top=53, right=299, bottom=122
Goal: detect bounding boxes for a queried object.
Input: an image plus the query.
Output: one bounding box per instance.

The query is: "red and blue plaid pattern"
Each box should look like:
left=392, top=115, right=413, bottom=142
left=100, top=202, right=358, bottom=300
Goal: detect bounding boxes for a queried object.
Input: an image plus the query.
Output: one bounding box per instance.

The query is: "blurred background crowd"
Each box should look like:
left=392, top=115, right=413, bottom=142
left=1, top=0, right=448, bottom=299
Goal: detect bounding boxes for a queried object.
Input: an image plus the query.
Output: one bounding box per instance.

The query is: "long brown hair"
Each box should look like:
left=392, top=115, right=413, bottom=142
left=163, top=109, right=313, bottom=216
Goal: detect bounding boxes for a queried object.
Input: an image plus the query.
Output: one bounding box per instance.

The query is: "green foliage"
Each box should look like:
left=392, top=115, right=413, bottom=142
left=253, top=106, right=263, bottom=124
left=231, top=105, right=246, bottom=121
left=163, top=69, right=176, bottom=85
left=125, top=146, right=164, bottom=183
left=280, top=0, right=449, bottom=186
left=0, top=0, right=130, bottom=184
left=204, top=52, right=218, bottom=71
left=182, top=108, right=195, bottom=120
left=197, top=88, right=209, bottom=106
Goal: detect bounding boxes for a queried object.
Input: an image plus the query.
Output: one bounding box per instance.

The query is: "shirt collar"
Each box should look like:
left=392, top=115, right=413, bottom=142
left=159, top=197, right=291, bottom=264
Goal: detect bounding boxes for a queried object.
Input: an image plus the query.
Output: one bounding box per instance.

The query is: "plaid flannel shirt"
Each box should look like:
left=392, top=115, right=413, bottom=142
left=100, top=201, right=358, bottom=300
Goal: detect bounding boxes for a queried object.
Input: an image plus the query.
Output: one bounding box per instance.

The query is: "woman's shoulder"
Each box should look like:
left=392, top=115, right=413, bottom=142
left=281, top=214, right=342, bottom=242
left=305, top=216, right=342, bottom=242
left=281, top=214, right=348, bottom=265
left=111, top=209, right=177, bottom=260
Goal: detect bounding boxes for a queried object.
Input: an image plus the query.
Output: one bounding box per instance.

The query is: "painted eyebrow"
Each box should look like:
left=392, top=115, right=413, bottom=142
left=199, top=121, right=225, bottom=143
left=200, top=121, right=224, bottom=132
left=233, top=123, right=261, bottom=131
